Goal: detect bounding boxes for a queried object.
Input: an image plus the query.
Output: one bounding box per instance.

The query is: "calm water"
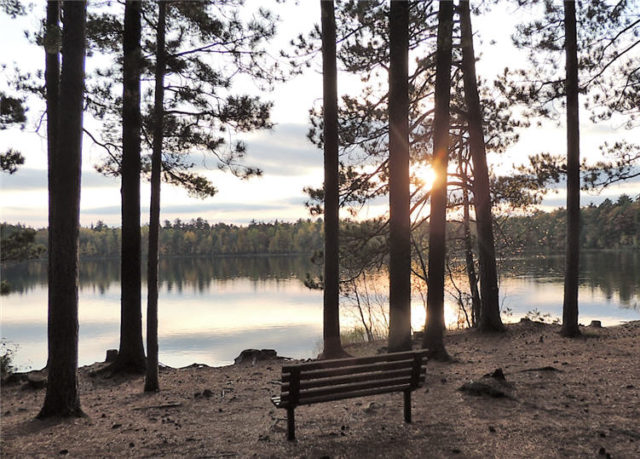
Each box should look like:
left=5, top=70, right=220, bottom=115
left=1, top=252, right=638, bottom=371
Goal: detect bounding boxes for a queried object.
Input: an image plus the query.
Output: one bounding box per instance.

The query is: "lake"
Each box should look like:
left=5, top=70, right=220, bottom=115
left=1, top=252, right=638, bottom=371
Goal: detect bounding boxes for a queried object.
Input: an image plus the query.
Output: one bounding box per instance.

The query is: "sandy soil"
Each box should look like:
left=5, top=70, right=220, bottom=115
left=1, top=320, right=639, bottom=458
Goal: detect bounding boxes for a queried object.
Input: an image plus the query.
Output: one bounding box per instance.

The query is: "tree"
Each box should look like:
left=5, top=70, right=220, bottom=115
left=507, top=1, right=639, bottom=193
left=423, top=0, right=453, bottom=361
left=505, top=0, right=640, bottom=336
left=108, top=0, right=147, bottom=375
left=295, top=2, right=522, bottom=334
left=44, top=0, right=60, bottom=372
left=145, top=0, right=166, bottom=393
left=561, top=0, right=580, bottom=337
left=39, top=0, right=87, bottom=418
left=319, top=0, right=347, bottom=359
left=459, top=1, right=504, bottom=333
left=83, top=1, right=276, bottom=376
left=88, top=1, right=275, bottom=196
left=387, top=0, right=411, bottom=353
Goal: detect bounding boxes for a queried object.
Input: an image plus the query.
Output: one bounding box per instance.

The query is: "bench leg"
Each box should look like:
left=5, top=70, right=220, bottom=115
left=404, top=390, right=411, bottom=423
left=287, top=407, right=295, bottom=441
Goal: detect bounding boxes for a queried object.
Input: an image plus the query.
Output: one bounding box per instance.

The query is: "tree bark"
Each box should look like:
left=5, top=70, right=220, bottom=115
left=44, top=0, right=60, bottom=371
left=462, top=176, right=481, bottom=328
left=39, top=0, right=86, bottom=418
left=111, top=0, right=146, bottom=374
left=388, top=0, right=412, bottom=353
left=561, top=0, right=581, bottom=338
left=459, top=0, right=505, bottom=333
left=423, top=0, right=454, bottom=361
left=319, top=0, right=348, bottom=359
left=145, top=0, right=167, bottom=393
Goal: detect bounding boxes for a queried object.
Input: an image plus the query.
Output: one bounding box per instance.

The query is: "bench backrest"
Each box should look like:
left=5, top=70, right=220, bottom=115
left=279, top=350, right=427, bottom=407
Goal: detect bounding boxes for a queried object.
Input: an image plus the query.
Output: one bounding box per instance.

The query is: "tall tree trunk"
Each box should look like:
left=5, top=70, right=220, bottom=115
left=319, top=0, right=347, bottom=359
left=38, top=0, right=87, bottom=418
left=459, top=0, right=505, bottom=333
left=462, top=175, right=481, bottom=328
left=423, top=0, right=454, bottom=361
left=145, top=0, right=167, bottom=392
left=44, top=0, right=60, bottom=371
left=561, top=0, right=581, bottom=337
left=111, top=0, right=146, bottom=374
left=388, top=0, right=412, bottom=353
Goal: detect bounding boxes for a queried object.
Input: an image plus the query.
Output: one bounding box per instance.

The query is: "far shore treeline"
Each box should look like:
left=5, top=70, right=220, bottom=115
left=2, top=194, right=639, bottom=263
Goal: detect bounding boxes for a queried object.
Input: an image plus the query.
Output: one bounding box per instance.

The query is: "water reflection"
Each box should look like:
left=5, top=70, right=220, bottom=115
left=498, top=252, right=640, bottom=310
left=1, top=252, right=638, bottom=371
left=1, top=256, right=323, bottom=371
left=2, top=256, right=318, bottom=295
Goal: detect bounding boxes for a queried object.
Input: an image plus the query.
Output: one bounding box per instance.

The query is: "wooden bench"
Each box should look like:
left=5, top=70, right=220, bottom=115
left=271, top=350, right=428, bottom=440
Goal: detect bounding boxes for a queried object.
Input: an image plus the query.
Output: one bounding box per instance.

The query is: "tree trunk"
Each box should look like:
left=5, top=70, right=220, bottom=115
left=38, top=0, right=86, bottom=418
left=459, top=0, right=505, bottom=333
left=561, top=0, right=581, bottom=338
left=44, top=0, right=60, bottom=371
left=462, top=178, right=481, bottom=328
left=423, top=0, right=454, bottom=361
left=388, top=0, right=412, bottom=353
left=111, top=0, right=146, bottom=374
left=145, top=0, right=166, bottom=392
left=319, top=0, right=348, bottom=359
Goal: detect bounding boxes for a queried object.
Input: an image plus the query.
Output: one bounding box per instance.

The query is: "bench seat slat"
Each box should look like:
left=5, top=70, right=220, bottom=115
left=283, top=367, right=426, bottom=392
left=297, top=383, right=415, bottom=406
left=281, top=350, right=428, bottom=372
left=279, top=374, right=425, bottom=403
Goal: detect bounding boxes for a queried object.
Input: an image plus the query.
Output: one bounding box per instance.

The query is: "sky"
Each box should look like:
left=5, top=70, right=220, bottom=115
left=1, top=1, right=638, bottom=228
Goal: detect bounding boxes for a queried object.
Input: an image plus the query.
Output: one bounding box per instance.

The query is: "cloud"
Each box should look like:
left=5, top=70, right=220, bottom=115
left=82, top=198, right=304, bottom=215
left=0, top=167, right=118, bottom=191
left=244, top=123, right=322, bottom=177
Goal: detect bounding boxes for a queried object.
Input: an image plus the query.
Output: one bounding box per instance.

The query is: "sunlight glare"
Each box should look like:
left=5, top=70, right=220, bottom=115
left=412, top=164, right=437, bottom=192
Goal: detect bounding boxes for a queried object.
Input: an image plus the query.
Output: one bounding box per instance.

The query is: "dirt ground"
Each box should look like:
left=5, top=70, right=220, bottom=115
left=1, top=320, right=639, bottom=458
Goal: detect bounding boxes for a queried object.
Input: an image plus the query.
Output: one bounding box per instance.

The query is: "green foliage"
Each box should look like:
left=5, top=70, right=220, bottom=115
left=0, top=92, right=26, bottom=128
left=497, top=194, right=640, bottom=252
left=0, top=149, right=24, bottom=174
left=2, top=195, right=638, bottom=262
left=87, top=1, right=282, bottom=197
left=0, top=91, right=27, bottom=175
left=509, top=0, right=639, bottom=122
left=0, top=224, right=46, bottom=262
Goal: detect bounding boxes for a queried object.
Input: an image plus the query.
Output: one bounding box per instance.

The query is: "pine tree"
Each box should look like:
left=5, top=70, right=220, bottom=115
left=39, top=0, right=87, bottom=418
left=387, top=0, right=412, bottom=353
left=319, top=0, right=348, bottom=359
left=109, top=0, right=147, bottom=375
left=561, top=0, right=581, bottom=337
left=459, top=0, right=504, bottom=333
left=423, top=0, right=454, bottom=361
left=144, top=0, right=166, bottom=393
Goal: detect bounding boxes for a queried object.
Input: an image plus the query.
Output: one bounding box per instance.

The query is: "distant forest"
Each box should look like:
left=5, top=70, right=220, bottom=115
left=1, top=194, right=639, bottom=262
left=498, top=194, right=640, bottom=252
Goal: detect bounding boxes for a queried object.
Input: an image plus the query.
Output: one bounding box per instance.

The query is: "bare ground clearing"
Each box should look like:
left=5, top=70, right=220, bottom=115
left=1, top=320, right=639, bottom=458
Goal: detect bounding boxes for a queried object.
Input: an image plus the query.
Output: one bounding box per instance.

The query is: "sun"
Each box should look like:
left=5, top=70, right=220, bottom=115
left=412, top=164, right=437, bottom=191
